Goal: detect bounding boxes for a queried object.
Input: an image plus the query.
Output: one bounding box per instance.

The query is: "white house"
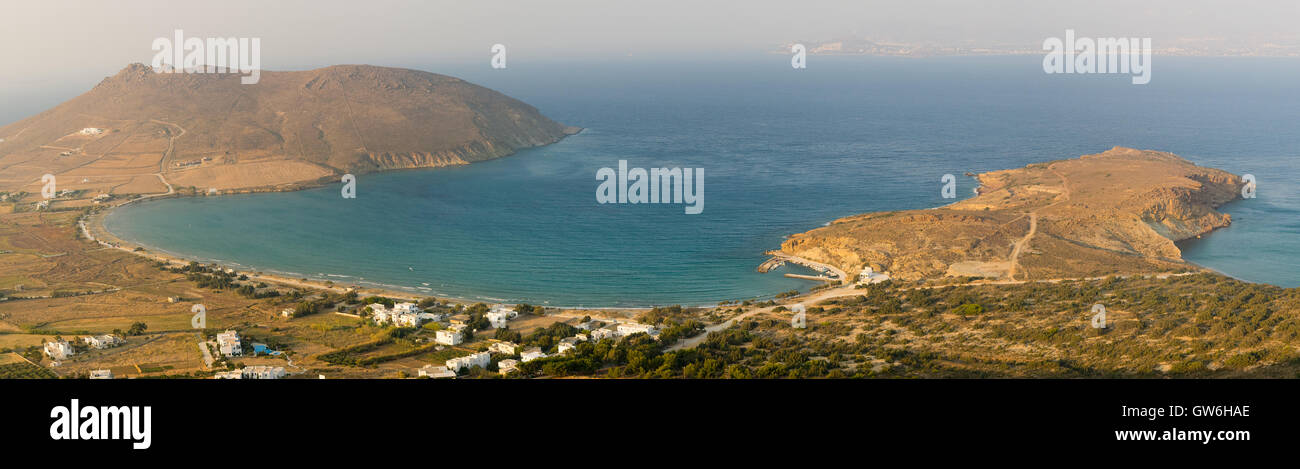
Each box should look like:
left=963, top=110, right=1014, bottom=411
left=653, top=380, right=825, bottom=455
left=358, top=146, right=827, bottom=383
left=242, top=366, right=286, bottom=379
left=213, top=366, right=286, bottom=379
left=79, top=127, right=105, bottom=136
left=417, top=312, right=447, bottom=323
left=520, top=347, right=546, bottom=363
left=446, top=351, right=491, bottom=372
left=44, top=339, right=74, bottom=360
left=215, top=330, right=242, bottom=357
left=489, top=341, right=518, bottom=355
left=859, top=266, right=891, bottom=284
left=618, top=323, right=659, bottom=338
left=498, top=359, right=519, bottom=375
left=590, top=328, right=619, bottom=341
left=435, top=329, right=464, bottom=346
left=486, top=305, right=518, bottom=328
left=392, top=302, right=421, bottom=314
left=82, top=334, right=122, bottom=349
left=557, top=342, right=576, bottom=354
left=89, top=369, right=113, bottom=380
left=558, top=336, right=584, bottom=354
left=281, top=308, right=295, bottom=318
left=418, top=365, right=456, bottom=379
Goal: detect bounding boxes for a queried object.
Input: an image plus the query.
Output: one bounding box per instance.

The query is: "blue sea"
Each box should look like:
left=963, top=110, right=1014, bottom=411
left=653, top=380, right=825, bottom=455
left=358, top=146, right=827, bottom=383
left=90, top=56, right=1299, bottom=306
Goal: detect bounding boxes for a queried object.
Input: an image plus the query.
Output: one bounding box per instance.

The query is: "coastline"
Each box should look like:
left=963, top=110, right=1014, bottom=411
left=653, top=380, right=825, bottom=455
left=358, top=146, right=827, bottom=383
left=80, top=146, right=1264, bottom=315
left=86, top=188, right=733, bottom=312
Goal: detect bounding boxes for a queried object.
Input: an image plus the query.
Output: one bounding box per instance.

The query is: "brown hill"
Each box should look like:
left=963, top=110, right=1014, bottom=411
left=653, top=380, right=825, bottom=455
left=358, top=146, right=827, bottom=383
left=780, top=147, right=1244, bottom=281
left=0, top=64, right=578, bottom=194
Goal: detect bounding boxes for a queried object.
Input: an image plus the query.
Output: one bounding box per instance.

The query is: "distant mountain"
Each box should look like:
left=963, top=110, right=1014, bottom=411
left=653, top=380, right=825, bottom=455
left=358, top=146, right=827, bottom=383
left=0, top=64, right=579, bottom=193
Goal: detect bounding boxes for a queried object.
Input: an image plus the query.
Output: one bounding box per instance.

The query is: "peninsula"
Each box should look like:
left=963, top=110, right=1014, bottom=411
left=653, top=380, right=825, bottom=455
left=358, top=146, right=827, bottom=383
left=0, top=63, right=580, bottom=196
left=778, top=147, right=1243, bottom=283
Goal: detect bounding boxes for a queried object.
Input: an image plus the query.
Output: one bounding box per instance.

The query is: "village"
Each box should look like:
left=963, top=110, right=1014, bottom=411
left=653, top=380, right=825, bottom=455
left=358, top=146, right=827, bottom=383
left=31, top=295, right=667, bottom=380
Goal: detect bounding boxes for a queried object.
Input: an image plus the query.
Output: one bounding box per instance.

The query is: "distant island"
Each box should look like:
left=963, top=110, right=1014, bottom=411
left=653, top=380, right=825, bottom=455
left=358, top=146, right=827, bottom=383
left=779, top=36, right=1300, bottom=57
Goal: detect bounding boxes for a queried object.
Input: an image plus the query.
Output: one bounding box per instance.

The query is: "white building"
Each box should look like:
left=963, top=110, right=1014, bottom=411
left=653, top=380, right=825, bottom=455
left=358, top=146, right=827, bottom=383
left=446, top=351, right=491, bottom=372
left=392, top=302, right=421, bottom=314
left=418, top=365, right=456, bottom=379
left=417, top=312, right=447, bottom=323
left=590, top=328, right=619, bottom=341
left=859, top=266, right=891, bottom=284
left=79, top=127, right=104, bottom=136
left=558, top=336, right=585, bottom=354
left=435, top=329, right=464, bottom=346
left=489, top=341, right=518, bottom=355
left=371, top=303, right=426, bottom=328
left=486, top=305, right=518, bottom=328
left=215, top=330, right=242, bottom=357
left=618, top=323, right=659, bottom=338
left=213, top=366, right=286, bottom=379
left=557, top=342, right=576, bottom=354
left=82, top=334, right=122, bottom=349
left=44, top=339, right=74, bottom=360
left=498, top=359, right=519, bottom=375
left=242, top=366, right=286, bottom=379
left=281, top=308, right=294, bottom=318
left=89, top=369, right=113, bottom=380
left=520, top=347, right=546, bottom=363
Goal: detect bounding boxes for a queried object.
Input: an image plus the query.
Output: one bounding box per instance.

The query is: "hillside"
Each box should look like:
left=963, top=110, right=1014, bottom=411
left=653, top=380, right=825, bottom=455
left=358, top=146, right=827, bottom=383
left=0, top=64, right=579, bottom=194
left=780, top=147, right=1244, bottom=281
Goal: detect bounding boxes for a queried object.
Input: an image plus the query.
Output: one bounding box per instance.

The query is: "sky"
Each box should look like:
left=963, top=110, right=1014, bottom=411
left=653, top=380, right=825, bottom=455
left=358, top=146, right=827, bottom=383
left=1, top=0, right=1296, bottom=116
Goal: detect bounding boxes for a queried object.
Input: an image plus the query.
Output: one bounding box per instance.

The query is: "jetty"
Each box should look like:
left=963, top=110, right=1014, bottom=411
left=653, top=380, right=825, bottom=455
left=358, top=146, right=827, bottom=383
left=758, top=251, right=848, bottom=284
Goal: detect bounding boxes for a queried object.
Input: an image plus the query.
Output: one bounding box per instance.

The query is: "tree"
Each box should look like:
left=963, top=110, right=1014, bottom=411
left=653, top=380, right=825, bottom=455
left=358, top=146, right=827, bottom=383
left=127, top=322, right=148, bottom=335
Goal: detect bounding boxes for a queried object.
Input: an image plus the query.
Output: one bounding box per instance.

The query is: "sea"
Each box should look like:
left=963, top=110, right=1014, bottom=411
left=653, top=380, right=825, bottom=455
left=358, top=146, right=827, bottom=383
left=36, top=55, right=1291, bottom=306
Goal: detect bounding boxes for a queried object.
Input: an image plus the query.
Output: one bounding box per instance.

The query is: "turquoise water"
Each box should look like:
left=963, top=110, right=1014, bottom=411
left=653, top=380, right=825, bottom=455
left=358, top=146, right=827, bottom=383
left=103, top=56, right=1300, bottom=305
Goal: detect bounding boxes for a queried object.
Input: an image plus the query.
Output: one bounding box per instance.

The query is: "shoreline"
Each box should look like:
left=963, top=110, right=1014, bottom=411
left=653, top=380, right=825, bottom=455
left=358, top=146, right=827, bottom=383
left=87, top=200, right=765, bottom=311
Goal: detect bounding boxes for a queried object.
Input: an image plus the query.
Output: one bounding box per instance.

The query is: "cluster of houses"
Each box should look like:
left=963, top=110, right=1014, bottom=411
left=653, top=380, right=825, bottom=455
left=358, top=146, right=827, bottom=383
left=79, top=127, right=105, bottom=136
left=214, top=365, right=287, bottom=379
left=417, top=320, right=662, bottom=378
left=43, top=333, right=130, bottom=361
left=82, top=334, right=123, bottom=350
left=369, top=302, right=446, bottom=327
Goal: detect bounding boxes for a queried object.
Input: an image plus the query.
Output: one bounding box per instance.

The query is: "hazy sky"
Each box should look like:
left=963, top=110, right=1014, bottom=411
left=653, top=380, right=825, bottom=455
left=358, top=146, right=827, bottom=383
left=2, top=0, right=1297, bottom=84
